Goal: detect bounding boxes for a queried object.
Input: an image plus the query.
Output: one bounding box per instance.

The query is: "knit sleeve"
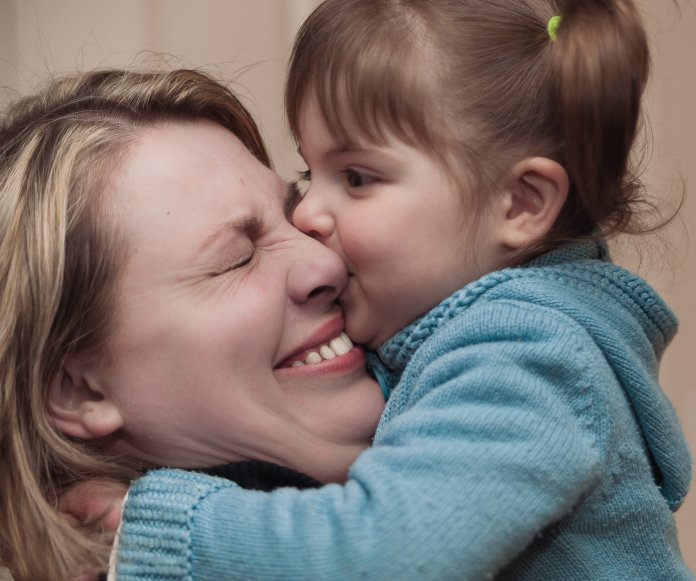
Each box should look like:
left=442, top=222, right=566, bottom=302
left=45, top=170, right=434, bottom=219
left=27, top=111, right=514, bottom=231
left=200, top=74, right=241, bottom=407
left=116, top=301, right=608, bottom=580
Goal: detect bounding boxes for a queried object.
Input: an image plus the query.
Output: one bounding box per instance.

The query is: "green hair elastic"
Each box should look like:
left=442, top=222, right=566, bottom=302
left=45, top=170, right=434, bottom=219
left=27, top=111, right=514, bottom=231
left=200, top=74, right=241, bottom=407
left=547, top=15, right=562, bottom=42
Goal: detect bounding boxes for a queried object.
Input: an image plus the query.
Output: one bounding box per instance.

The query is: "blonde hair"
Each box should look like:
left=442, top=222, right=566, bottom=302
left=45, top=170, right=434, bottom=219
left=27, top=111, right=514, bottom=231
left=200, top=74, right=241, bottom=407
left=286, top=0, right=656, bottom=260
left=0, top=68, right=270, bottom=581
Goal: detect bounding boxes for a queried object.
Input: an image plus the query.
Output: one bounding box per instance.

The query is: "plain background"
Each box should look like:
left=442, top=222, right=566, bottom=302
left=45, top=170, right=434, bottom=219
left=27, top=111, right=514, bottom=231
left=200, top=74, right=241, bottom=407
left=0, top=0, right=694, bottom=573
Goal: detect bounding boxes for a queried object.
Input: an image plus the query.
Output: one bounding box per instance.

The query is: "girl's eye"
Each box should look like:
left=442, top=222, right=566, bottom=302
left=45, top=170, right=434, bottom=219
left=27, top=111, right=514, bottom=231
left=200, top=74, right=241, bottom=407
left=343, top=169, right=376, bottom=188
left=294, top=169, right=311, bottom=197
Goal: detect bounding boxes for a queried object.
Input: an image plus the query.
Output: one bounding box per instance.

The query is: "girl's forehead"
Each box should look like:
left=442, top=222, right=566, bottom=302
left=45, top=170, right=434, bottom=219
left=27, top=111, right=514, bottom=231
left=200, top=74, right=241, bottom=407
left=296, top=90, right=426, bottom=155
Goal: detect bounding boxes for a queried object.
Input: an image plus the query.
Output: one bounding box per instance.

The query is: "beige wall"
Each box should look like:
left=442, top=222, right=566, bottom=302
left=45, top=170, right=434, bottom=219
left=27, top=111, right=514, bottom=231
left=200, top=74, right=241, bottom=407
left=636, top=1, right=696, bottom=568
left=0, top=0, right=317, bottom=179
left=1, top=0, right=694, bottom=571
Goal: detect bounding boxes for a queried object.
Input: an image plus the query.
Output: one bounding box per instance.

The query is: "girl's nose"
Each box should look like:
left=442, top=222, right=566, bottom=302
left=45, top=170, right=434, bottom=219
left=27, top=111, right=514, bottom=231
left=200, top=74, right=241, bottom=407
left=292, top=188, right=335, bottom=241
left=287, top=231, right=347, bottom=305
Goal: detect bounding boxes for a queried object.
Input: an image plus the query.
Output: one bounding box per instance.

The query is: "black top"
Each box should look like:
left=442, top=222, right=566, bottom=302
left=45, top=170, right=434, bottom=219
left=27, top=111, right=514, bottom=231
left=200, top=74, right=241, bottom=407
left=199, top=460, right=322, bottom=491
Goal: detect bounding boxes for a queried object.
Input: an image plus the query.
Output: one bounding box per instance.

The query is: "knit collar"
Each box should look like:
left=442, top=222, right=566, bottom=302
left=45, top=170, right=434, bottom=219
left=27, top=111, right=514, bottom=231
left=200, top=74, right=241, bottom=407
left=375, top=240, right=608, bottom=375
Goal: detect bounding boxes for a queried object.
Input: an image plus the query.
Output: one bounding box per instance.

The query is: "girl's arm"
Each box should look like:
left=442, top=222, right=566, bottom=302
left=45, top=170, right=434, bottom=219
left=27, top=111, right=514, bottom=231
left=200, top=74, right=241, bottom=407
left=116, top=303, right=608, bottom=580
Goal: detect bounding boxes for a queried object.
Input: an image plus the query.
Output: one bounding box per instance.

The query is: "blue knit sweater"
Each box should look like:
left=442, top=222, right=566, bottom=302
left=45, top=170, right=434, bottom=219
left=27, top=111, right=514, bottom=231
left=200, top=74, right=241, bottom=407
left=115, top=241, right=693, bottom=580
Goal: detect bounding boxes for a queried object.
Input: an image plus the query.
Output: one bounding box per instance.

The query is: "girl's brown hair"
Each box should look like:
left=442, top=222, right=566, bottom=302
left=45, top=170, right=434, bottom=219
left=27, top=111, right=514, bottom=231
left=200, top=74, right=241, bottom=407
left=286, top=0, right=654, bottom=259
left=0, top=68, right=269, bottom=581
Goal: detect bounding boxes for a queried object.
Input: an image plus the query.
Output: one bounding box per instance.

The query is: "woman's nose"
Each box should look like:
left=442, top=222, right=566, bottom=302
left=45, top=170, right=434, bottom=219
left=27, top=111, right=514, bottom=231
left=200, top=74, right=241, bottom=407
left=292, top=187, right=335, bottom=241
left=288, top=231, right=347, bottom=306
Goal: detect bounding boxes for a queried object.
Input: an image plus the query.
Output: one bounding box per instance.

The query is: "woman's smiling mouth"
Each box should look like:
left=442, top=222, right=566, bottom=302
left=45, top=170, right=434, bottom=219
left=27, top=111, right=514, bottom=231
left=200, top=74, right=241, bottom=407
left=277, top=332, right=355, bottom=368
left=291, top=332, right=354, bottom=367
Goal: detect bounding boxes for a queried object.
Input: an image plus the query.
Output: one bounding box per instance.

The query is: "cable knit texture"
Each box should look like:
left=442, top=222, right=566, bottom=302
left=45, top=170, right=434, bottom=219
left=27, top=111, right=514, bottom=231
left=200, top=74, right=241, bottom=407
left=116, top=241, right=694, bottom=580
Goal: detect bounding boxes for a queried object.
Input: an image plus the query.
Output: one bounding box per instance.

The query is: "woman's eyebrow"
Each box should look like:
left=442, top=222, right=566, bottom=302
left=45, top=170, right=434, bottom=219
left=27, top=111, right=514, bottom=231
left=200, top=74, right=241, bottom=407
left=198, top=216, right=262, bottom=254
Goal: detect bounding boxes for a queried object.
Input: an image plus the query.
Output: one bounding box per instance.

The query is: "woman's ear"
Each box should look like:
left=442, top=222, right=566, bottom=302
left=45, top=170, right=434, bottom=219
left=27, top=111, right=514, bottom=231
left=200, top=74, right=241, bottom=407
left=47, top=357, right=124, bottom=440
left=497, top=157, right=568, bottom=251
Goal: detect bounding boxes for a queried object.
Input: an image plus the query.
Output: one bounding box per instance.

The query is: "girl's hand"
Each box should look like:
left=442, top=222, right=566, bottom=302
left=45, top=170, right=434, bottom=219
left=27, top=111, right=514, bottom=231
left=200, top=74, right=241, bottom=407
left=59, top=479, right=127, bottom=533
left=60, top=480, right=128, bottom=580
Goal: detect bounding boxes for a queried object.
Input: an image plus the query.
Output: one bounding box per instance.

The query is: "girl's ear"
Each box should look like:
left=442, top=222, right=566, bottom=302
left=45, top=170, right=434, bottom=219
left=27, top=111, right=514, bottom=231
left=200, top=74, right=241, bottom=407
left=497, top=157, right=568, bottom=250
left=47, top=358, right=124, bottom=440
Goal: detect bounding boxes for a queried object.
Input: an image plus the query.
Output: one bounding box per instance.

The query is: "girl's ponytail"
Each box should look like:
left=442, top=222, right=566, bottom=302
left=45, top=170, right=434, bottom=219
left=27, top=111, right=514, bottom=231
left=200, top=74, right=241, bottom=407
left=552, top=0, right=650, bottom=236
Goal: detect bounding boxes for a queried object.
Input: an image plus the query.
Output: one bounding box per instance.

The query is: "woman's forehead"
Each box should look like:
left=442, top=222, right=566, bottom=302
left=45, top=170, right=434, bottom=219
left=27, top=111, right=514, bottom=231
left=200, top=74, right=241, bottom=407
left=109, top=122, right=271, bottom=210
left=104, top=122, right=281, bottom=268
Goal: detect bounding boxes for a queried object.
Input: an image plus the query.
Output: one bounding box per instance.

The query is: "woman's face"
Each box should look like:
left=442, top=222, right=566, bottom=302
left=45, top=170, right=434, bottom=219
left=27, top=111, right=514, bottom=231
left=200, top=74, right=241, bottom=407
left=86, top=120, right=384, bottom=483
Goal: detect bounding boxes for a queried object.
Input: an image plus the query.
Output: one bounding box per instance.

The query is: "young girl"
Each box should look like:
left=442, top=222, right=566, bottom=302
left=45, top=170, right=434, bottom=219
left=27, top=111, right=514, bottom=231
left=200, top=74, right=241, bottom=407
left=110, top=0, right=694, bottom=578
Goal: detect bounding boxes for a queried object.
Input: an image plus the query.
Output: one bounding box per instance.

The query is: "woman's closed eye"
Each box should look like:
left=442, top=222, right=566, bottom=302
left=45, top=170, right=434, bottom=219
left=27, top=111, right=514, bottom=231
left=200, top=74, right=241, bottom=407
left=215, top=254, right=253, bottom=276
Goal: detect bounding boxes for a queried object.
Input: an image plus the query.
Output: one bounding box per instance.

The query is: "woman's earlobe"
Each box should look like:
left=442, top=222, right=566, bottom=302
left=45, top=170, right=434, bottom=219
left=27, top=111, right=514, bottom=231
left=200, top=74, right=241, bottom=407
left=47, top=364, right=124, bottom=440
left=499, top=157, right=569, bottom=250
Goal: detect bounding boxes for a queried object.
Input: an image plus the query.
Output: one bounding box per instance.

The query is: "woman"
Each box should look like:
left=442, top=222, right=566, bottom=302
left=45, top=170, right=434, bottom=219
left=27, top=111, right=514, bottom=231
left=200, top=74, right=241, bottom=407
left=0, top=69, right=384, bottom=581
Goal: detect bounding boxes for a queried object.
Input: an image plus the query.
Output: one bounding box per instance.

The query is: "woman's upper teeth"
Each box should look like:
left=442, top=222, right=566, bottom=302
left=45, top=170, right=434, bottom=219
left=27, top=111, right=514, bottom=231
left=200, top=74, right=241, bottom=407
left=292, top=332, right=354, bottom=367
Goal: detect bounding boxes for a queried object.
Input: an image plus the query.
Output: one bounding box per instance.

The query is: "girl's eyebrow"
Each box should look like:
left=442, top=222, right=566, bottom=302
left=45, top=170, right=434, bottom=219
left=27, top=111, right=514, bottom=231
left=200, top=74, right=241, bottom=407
left=297, top=143, right=355, bottom=160
left=333, top=147, right=400, bottom=168
left=298, top=139, right=399, bottom=167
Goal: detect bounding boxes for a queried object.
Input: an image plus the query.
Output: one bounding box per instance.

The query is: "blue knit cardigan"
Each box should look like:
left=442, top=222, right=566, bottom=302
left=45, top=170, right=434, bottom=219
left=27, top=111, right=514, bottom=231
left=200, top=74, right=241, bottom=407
left=115, top=241, right=693, bottom=580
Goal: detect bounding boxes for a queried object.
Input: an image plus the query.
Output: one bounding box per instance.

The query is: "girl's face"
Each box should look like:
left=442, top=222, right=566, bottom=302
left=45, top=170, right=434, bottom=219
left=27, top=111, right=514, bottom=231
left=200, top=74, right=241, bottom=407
left=82, top=120, right=384, bottom=483
left=293, top=96, right=506, bottom=348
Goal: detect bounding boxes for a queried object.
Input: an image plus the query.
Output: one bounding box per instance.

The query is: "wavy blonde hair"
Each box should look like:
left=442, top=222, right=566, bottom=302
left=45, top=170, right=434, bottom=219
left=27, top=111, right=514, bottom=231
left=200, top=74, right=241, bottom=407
left=0, top=68, right=270, bottom=581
